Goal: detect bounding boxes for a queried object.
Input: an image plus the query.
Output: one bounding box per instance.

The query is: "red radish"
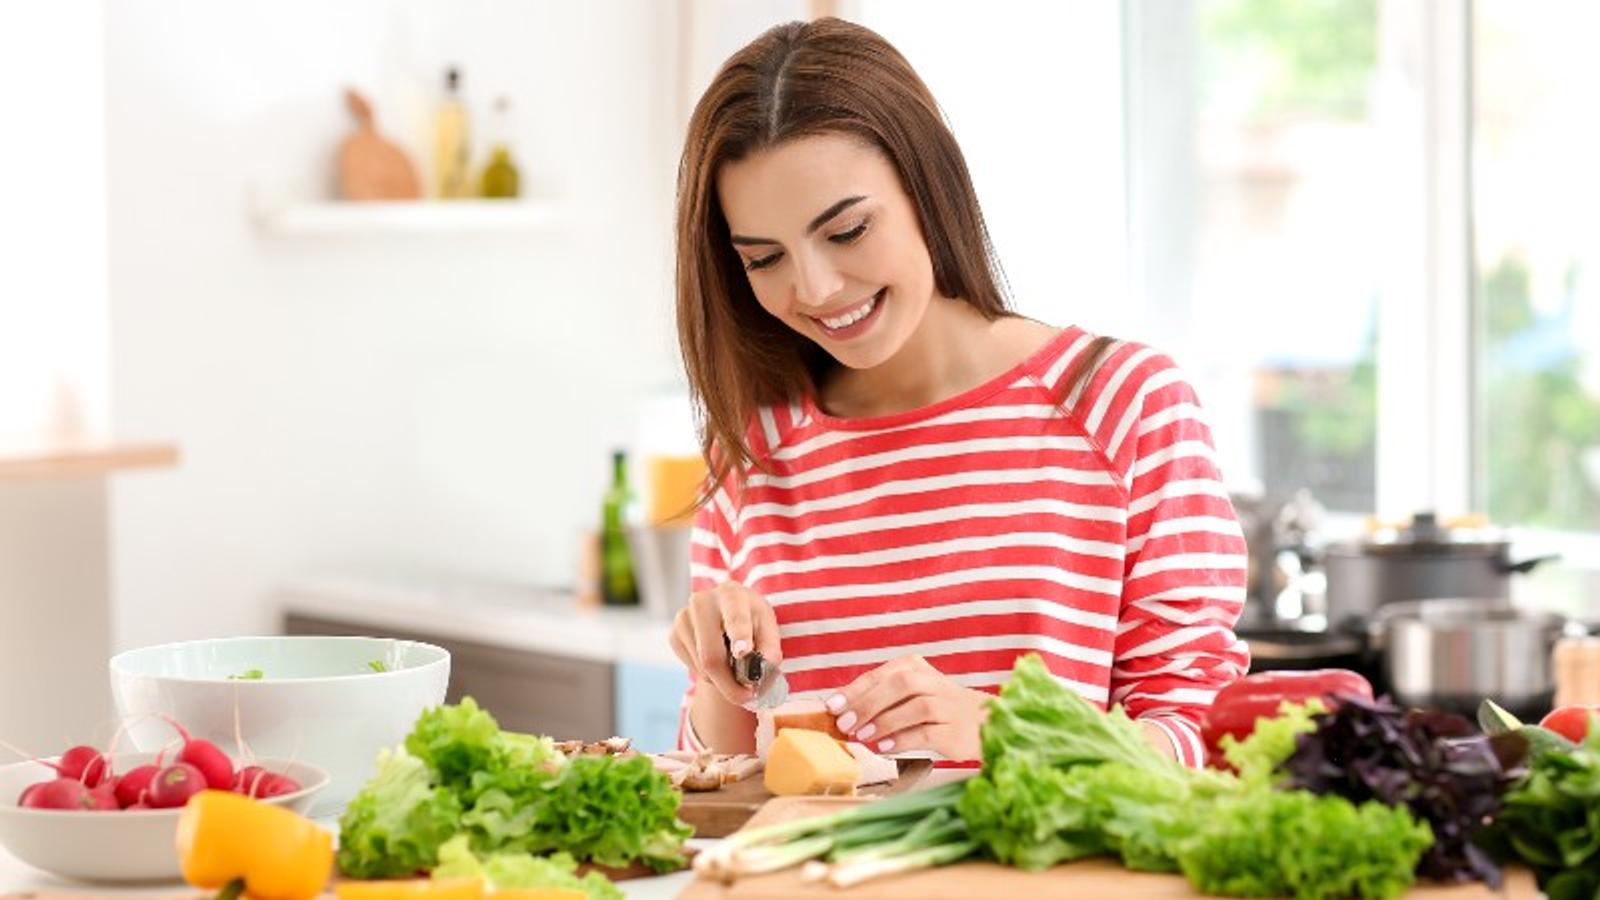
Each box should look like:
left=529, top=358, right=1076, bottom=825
left=57, top=745, right=110, bottom=787
left=145, top=763, right=206, bottom=809
left=17, top=782, right=44, bottom=806
left=125, top=802, right=151, bottom=810
left=86, top=784, right=119, bottom=811
left=115, top=764, right=158, bottom=808
left=19, top=778, right=95, bottom=810
left=179, top=739, right=233, bottom=790
left=232, top=766, right=300, bottom=798
left=156, top=715, right=234, bottom=791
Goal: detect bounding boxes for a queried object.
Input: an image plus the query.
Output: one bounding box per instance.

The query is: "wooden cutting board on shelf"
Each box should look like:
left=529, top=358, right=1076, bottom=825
left=678, top=758, right=933, bottom=839
left=676, top=796, right=1542, bottom=899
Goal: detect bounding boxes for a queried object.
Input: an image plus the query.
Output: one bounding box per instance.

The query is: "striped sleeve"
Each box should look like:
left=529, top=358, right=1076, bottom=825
left=1081, top=348, right=1250, bottom=768
left=676, top=482, right=735, bottom=752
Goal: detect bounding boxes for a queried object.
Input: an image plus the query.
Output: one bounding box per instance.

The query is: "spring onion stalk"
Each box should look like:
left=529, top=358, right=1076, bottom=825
left=826, top=840, right=979, bottom=888
left=694, top=782, right=966, bottom=881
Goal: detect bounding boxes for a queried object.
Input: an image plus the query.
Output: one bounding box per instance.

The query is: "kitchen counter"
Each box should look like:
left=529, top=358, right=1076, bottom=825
left=0, top=836, right=701, bottom=897
left=277, top=574, right=678, bottom=669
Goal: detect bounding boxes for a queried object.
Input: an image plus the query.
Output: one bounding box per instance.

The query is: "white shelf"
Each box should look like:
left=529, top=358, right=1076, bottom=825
left=251, top=198, right=562, bottom=236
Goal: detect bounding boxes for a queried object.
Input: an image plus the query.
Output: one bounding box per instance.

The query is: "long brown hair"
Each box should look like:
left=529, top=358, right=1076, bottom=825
left=676, top=17, right=1106, bottom=498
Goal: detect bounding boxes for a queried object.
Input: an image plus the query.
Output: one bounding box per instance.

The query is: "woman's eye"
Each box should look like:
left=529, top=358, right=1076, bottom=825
left=829, top=221, right=868, bottom=244
left=745, top=252, right=782, bottom=272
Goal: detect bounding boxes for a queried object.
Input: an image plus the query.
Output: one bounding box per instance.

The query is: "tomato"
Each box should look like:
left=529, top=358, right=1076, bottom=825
left=1538, top=705, right=1600, bottom=743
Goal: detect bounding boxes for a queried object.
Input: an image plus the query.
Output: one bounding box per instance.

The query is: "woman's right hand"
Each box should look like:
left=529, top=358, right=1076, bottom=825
left=669, top=581, right=784, bottom=706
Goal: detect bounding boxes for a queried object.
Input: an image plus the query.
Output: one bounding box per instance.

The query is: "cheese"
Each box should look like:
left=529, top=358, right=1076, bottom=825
left=763, top=728, right=861, bottom=796
left=772, top=707, right=851, bottom=742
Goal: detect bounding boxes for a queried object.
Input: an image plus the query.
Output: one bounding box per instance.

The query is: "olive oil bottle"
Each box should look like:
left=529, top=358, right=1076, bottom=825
left=600, top=450, right=640, bottom=606
left=479, top=96, right=521, bottom=199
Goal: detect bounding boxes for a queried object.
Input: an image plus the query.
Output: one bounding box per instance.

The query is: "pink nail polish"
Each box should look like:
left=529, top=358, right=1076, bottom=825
left=855, top=723, right=876, bottom=740
left=731, top=639, right=750, bottom=656
left=825, top=694, right=845, bottom=713
left=878, top=739, right=895, bottom=752
left=836, top=711, right=857, bottom=732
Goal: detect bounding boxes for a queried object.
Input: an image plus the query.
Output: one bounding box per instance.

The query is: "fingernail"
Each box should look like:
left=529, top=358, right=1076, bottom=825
left=731, top=639, right=750, bottom=656
left=854, top=723, right=876, bottom=740
left=878, top=739, right=895, bottom=752
left=836, top=711, right=857, bottom=732
left=825, top=694, right=846, bottom=713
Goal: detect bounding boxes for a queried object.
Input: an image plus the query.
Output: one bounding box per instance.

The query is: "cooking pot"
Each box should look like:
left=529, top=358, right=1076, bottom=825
left=1367, top=597, right=1580, bottom=721
left=1323, top=512, right=1558, bottom=632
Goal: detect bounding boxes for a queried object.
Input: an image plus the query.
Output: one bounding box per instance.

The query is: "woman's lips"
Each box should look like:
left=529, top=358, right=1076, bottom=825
left=811, top=288, right=885, bottom=340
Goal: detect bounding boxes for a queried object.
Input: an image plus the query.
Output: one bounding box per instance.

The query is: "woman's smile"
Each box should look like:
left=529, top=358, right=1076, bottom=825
left=809, top=287, right=886, bottom=340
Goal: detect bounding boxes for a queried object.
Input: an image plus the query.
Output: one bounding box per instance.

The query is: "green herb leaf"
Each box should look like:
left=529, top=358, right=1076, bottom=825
left=368, top=659, right=388, bottom=673
left=227, top=668, right=265, bottom=681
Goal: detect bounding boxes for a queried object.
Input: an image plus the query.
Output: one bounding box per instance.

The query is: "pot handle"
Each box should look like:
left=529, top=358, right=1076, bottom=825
left=1499, top=553, right=1561, bottom=575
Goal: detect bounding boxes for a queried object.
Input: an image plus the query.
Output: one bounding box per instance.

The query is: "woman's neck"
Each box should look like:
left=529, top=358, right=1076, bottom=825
left=820, top=297, right=1055, bottom=419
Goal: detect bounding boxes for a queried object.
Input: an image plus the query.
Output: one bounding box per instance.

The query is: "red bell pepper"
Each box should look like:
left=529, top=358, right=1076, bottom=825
left=1202, top=669, right=1373, bottom=768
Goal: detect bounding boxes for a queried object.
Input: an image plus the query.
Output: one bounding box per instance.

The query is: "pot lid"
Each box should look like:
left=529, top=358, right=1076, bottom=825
left=1345, top=511, right=1508, bottom=555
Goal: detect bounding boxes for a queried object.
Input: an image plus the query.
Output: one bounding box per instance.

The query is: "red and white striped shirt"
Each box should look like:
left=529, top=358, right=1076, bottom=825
left=678, top=327, right=1250, bottom=767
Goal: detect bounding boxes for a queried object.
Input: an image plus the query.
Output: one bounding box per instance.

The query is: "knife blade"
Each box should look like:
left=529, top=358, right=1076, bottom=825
left=725, top=633, right=790, bottom=711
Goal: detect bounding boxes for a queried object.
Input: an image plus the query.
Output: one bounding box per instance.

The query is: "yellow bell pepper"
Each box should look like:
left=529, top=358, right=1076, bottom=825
left=335, top=877, right=485, bottom=900
left=175, top=789, right=334, bottom=900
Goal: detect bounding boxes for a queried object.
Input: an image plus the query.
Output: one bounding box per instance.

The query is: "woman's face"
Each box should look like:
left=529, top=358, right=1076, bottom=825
left=716, top=134, right=936, bottom=371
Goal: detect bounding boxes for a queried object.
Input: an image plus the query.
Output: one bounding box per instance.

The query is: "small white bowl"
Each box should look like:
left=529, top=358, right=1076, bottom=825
left=0, top=753, right=327, bottom=883
left=110, top=635, right=450, bottom=816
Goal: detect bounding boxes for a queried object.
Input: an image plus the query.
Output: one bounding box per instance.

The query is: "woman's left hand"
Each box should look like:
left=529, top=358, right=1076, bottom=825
left=824, top=656, right=990, bottom=761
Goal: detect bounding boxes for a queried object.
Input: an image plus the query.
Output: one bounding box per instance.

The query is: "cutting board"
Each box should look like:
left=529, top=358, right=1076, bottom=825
left=676, top=796, right=1542, bottom=899
left=677, top=759, right=933, bottom=839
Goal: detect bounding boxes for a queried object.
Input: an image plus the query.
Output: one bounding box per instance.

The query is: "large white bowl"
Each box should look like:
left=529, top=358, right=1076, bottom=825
left=110, top=635, right=449, bottom=817
left=0, top=753, right=327, bottom=882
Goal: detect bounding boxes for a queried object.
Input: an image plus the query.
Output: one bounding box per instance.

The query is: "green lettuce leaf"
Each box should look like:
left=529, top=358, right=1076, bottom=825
left=336, top=747, right=465, bottom=878
left=1221, top=698, right=1325, bottom=783
left=432, top=834, right=622, bottom=900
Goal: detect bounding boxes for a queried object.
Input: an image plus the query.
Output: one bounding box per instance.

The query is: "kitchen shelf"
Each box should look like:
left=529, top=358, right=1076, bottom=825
left=0, top=441, right=179, bottom=483
left=251, top=198, right=562, bottom=236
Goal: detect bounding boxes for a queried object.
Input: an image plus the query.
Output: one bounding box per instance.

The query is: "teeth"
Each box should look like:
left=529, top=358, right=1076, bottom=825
left=820, top=294, right=878, bottom=330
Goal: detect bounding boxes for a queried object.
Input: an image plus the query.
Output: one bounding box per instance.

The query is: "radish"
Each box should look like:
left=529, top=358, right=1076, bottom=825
left=146, top=763, right=206, bottom=809
left=86, top=783, right=119, bottom=811
left=20, top=778, right=96, bottom=810
left=17, top=782, right=44, bottom=806
left=115, top=764, right=158, bottom=808
left=57, top=745, right=109, bottom=787
left=232, top=766, right=300, bottom=798
left=156, top=715, right=234, bottom=791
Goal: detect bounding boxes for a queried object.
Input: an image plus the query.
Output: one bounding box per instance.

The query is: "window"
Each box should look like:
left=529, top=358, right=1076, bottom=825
left=1127, top=0, right=1390, bottom=513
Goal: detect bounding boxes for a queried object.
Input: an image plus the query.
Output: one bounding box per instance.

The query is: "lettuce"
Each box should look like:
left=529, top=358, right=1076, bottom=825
left=338, top=697, right=689, bottom=879
left=433, top=835, right=622, bottom=900
left=336, top=748, right=465, bottom=877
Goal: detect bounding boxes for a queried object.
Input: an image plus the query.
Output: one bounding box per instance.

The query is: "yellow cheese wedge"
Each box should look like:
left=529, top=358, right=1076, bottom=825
left=764, top=727, right=861, bottom=796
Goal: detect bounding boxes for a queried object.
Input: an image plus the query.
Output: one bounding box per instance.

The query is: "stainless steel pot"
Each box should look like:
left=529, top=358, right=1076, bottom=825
left=1368, top=597, right=1578, bottom=720
left=1323, top=512, right=1557, bottom=632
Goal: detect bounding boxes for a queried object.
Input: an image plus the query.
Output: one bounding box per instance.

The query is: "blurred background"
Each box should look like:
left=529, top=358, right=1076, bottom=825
left=2, top=0, right=1596, bottom=753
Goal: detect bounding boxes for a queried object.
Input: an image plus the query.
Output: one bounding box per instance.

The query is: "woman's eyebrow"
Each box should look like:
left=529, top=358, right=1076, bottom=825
left=729, top=195, right=869, bottom=246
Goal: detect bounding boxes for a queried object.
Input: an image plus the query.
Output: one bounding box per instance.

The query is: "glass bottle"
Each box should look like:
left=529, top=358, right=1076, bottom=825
left=433, top=67, right=471, bottom=199
left=600, top=450, right=640, bottom=606
left=479, top=96, right=521, bottom=199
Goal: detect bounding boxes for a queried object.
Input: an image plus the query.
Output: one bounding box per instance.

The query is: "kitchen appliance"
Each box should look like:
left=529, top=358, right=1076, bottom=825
left=1322, top=512, right=1558, bottom=632
left=1368, top=597, right=1582, bottom=721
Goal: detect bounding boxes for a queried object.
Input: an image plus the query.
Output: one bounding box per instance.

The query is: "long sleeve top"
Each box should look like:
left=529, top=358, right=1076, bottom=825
left=678, top=327, right=1250, bottom=768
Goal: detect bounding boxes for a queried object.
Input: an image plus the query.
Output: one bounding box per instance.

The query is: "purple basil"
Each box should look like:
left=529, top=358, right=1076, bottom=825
left=1279, top=693, right=1529, bottom=887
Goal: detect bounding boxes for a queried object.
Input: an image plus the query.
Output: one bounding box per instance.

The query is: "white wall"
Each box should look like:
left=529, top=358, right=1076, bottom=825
left=104, top=1, right=687, bottom=651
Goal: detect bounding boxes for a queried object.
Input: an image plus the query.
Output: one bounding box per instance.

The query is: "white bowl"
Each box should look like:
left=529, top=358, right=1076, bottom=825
left=0, top=753, right=327, bottom=882
left=110, top=635, right=449, bottom=817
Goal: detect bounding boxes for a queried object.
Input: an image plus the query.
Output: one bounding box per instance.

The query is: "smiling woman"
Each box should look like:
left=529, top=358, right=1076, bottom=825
left=669, top=17, right=1249, bottom=768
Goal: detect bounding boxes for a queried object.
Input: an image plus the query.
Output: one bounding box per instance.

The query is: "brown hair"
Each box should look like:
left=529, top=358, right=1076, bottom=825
left=675, top=17, right=1108, bottom=498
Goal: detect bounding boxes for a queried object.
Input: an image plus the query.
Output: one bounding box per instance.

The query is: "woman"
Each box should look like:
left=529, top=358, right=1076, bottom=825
left=667, top=17, right=1248, bottom=767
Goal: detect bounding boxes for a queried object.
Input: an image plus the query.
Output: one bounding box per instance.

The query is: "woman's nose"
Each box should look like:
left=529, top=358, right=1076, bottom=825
left=790, top=250, right=845, bottom=310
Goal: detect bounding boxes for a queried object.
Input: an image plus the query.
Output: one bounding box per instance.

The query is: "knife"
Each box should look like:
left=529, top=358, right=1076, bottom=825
left=725, top=633, right=790, bottom=711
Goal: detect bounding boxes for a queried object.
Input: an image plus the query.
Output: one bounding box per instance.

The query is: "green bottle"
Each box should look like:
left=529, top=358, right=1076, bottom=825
left=479, top=96, right=521, bottom=199
left=600, top=450, right=640, bottom=606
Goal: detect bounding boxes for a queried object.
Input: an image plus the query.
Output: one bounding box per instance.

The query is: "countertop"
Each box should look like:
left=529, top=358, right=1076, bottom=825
left=277, top=573, right=679, bottom=669
left=0, top=831, right=702, bottom=897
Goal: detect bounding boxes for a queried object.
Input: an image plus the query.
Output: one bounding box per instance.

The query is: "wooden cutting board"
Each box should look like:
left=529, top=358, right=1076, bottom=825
left=676, top=796, right=1542, bottom=899
left=677, top=759, right=933, bottom=839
